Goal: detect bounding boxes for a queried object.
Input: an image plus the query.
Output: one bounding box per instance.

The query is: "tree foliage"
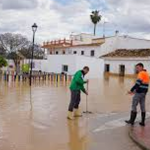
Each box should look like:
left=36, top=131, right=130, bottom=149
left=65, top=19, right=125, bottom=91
left=0, top=56, right=7, bottom=68
left=19, top=44, right=44, bottom=59
left=0, top=33, right=44, bottom=59
left=0, top=33, right=44, bottom=73
left=0, top=33, right=30, bottom=52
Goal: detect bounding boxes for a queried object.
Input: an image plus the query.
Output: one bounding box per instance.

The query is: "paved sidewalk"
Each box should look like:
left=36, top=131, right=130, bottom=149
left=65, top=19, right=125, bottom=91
left=129, top=118, right=150, bottom=150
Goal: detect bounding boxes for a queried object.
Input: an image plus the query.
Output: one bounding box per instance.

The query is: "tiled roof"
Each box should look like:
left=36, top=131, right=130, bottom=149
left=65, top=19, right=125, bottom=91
left=101, top=49, right=150, bottom=58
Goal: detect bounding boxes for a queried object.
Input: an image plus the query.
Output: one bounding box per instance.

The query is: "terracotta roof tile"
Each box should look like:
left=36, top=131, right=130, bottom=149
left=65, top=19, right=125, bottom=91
left=101, top=49, right=150, bottom=58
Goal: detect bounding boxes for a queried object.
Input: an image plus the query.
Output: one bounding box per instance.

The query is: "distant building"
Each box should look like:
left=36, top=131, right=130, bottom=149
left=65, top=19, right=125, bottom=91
left=4, top=33, right=150, bottom=78
left=101, top=49, right=150, bottom=76
left=42, top=33, right=105, bottom=58
left=42, top=33, right=150, bottom=58
left=41, top=33, right=150, bottom=78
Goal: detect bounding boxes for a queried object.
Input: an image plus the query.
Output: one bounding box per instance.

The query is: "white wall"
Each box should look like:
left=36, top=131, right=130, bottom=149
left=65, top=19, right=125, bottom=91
left=46, top=35, right=150, bottom=59
left=96, top=36, right=150, bottom=57
left=69, top=46, right=101, bottom=58
left=100, top=36, right=118, bottom=56
left=76, top=56, right=104, bottom=78
left=117, top=36, right=150, bottom=49
left=104, top=58, right=150, bottom=75
left=23, top=59, right=47, bottom=72
left=70, top=33, right=94, bottom=44
left=45, top=55, right=76, bottom=74
left=42, top=55, right=103, bottom=78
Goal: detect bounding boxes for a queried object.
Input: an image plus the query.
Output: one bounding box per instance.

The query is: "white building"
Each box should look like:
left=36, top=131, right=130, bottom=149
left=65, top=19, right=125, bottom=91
left=4, top=33, right=150, bottom=78
left=43, top=33, right=150, bottom=57
left=42, top=55, right=103, bottom=78
left=41, top=33, right=150, bottom=78
left=101, top=49, right=150, bottom=76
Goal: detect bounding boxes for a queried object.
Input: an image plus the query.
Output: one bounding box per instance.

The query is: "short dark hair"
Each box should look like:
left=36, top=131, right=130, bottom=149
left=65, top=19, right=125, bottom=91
left=83, top=66, right=89, bottom=71
left=136, top=63, right=144, bottom=68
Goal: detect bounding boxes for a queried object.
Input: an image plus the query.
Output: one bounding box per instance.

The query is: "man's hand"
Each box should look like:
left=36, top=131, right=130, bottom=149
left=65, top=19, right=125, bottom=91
left=127, top=91, right=134, bottom=95
left=86, top=79, right=89, bottom=84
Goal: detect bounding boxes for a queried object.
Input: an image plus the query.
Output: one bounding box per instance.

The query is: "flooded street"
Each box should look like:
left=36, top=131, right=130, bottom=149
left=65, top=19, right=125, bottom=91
left=0, top=75, right=150, bottom=150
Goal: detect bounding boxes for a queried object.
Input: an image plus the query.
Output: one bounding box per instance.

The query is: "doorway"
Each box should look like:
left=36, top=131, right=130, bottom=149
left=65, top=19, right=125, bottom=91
left=119, top=65, right=125, bottom=76
left=105, top=64, right=110, bottom=73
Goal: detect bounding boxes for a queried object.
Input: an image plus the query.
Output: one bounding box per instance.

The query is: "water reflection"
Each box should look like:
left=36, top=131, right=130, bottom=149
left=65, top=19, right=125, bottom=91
left=30, top=87, right=33, bottom=111
left=67, top=119, right=88, bottom=150
left=0, top=75, right=149, bottom=150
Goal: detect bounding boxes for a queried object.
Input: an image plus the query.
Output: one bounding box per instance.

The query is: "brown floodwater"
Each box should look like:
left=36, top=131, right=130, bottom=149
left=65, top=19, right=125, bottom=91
left=0, top=75, right=150, bottom=150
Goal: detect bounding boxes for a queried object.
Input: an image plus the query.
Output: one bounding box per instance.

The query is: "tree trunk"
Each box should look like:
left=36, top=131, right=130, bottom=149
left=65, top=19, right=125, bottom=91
left=94, top=24, right=96, bottom=36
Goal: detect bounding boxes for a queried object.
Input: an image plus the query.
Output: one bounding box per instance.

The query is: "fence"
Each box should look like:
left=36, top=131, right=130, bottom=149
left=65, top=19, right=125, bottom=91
left=0, top=71, right=73, bottom=83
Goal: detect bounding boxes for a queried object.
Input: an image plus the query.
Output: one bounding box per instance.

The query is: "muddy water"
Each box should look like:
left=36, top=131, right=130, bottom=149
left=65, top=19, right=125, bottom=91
left=0, top=75, right=149, bottom=150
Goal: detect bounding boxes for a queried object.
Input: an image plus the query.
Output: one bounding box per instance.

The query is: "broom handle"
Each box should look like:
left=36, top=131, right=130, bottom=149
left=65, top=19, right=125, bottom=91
left=86, top=82, right=89, bottom=112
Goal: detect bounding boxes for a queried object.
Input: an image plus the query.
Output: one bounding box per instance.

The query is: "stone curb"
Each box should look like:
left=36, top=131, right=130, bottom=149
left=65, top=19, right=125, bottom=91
left=129, top=125, right=150, bottom=150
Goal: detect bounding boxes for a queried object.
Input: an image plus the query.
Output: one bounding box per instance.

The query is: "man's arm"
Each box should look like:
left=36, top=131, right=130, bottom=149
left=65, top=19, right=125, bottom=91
left=75, top=72, right=87, bottom=85
left=130, top=79, right=142, bottom=92
left=80, top=85, right=88, bottom=95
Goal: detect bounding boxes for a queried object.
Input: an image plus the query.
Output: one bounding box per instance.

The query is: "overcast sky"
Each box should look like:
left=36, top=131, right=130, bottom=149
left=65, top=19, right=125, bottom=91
left=0, top=0, right=150, bottom=43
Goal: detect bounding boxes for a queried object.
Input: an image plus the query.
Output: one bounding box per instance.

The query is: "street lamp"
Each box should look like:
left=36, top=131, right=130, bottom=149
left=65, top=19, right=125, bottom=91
left=29, top=23, right=38, bottom=86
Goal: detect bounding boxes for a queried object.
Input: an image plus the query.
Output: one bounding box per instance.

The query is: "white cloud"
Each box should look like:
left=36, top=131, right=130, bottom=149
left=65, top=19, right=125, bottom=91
left=104, top=0, right=150, bottom=37
left=0, top=0, right=150, bottom=44
left=0, top=0, right=38, bottom=9
left=0, top=0, right=94, bottom=43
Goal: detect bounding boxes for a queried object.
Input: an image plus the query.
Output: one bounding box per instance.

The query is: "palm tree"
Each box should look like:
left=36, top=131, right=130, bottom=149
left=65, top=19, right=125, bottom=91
left=90, top=10, right=102, bottom=36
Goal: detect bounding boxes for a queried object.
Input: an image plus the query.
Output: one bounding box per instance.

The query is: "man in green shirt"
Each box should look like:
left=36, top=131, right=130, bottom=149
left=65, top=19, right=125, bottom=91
left=67, top=66, right=89, bottom=120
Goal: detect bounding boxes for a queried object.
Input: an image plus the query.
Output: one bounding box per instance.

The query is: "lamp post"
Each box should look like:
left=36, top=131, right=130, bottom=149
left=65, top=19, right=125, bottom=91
left=29, top=23, right=38, bottom=86
left=103, top=21, right=107, bottom=38
left=103, top=20, right=109, bottom=38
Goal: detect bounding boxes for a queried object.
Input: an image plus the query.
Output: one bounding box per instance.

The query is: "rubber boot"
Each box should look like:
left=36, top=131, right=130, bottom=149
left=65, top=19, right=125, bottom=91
left=125, top=111, right=137, bottom=125
left=139, top=112, right=146, bottom=126
left=67, top=111, right=74, bottom=120
left=74, top=109, right=82, bottom=117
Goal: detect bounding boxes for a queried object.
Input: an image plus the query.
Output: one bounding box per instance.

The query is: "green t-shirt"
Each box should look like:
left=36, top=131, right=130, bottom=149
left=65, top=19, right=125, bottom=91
left=70, top=70, right=86, bottom=93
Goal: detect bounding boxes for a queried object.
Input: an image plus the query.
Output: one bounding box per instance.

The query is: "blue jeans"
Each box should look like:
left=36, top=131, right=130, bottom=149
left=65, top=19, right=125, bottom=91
left=132, top=93, right=146, bottom=112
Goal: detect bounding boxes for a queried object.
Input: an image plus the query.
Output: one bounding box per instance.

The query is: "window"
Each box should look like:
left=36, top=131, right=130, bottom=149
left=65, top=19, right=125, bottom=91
left=73, top=51, right=77, bottom=54
left=91, top=50, right=95, bottom=56
left=62, top=65, right=68, bottom=72
left=81, top=51, right=84, bottom=55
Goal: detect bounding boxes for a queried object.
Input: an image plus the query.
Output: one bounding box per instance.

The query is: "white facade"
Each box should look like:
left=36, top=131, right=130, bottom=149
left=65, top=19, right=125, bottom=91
left=70, top=33, right=94, bottom=44
left=103, top=57, right=150, bottom=75
left=41, top=34, right=150, bottom=78
left=45, top=34, right=150, bottom=58
left=15, top=55, right=103, bottom=78
left=42, top=55, right=103, bottom=78
left=99, top=36, right=150, bottom=56
left=23, top=59, right=47, bottom=72
left=48, top=46, right=101, bottom=58
left=4, top=33, right=150, bottom=79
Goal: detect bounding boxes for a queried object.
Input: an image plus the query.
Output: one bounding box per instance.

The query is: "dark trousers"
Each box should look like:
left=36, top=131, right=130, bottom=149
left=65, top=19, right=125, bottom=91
left=68, top=90, right=81, bottom=112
